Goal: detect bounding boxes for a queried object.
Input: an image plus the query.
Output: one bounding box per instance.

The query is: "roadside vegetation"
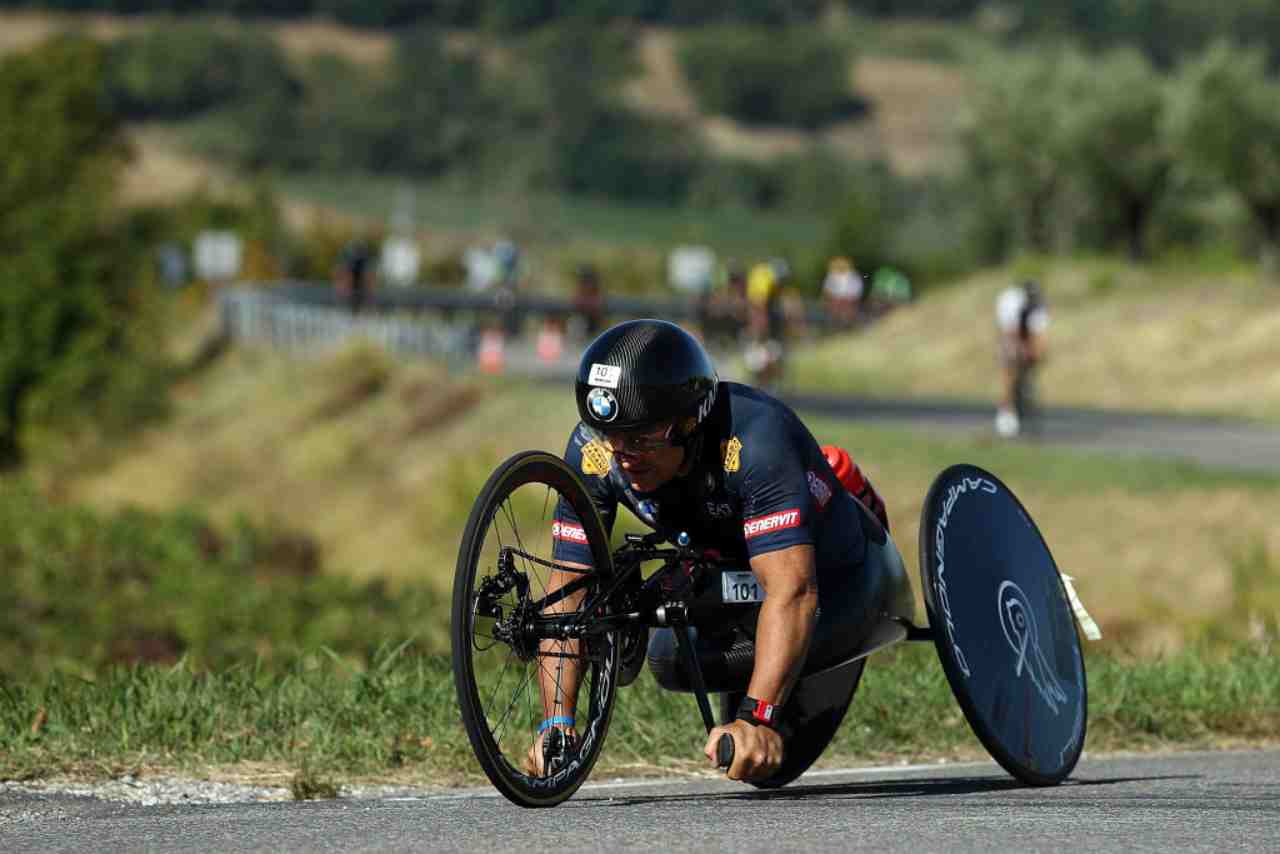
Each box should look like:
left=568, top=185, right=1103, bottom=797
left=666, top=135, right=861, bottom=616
left=4, top=641, right=1276, bottom=787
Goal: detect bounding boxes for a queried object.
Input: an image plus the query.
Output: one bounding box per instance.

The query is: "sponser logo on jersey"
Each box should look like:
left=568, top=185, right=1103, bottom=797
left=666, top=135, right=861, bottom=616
left=580, top=439, right=612, bottom=476
left=552, top=521, right=588, bottom=543
left=721, top=436, right=743, bottom=473
left=743, top=509, right=801, bottom=539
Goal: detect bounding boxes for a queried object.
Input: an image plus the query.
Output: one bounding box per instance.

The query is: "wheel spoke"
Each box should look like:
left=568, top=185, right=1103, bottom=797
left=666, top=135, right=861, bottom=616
left=452, top=454, right=619, bottom=805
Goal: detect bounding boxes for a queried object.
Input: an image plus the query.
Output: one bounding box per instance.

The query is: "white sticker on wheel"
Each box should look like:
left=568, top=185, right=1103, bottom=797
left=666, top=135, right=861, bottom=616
left=1060, top=574, right=1102, bottom=640
left=721, top=571, right=765, bottom=604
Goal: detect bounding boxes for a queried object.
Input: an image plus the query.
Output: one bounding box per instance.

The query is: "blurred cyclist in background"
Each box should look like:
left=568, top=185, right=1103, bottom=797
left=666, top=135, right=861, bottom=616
left=572, top=263, right=606, bottom=337
left=333, top=239, right=376, bottom=315
left=994, top=279, right=1049, bottom=438
left=744, top=259, right=790, bottom=387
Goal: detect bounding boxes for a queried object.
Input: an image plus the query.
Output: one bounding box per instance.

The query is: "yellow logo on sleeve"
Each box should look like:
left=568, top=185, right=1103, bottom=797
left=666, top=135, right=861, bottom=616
left=581, top=439, right=613, bottom=476
left=721, top=436, right=743, bottom=473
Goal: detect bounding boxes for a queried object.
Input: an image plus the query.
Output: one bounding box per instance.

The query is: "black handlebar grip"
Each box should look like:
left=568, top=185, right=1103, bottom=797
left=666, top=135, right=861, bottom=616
left=716, top=733, right=735, bottom=769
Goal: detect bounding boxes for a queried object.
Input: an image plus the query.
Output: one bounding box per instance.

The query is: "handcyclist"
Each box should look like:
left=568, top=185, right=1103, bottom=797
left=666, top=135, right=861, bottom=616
left=994, top=279, right=1050, bottom=437
left=528, top=319, right=889, bottom=783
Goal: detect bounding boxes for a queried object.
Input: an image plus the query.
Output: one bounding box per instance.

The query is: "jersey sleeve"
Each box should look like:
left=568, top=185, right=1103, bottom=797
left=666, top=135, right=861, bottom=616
left=553, top=424, right=619, bottom=565
left=736, top=424, right=817, bottom=560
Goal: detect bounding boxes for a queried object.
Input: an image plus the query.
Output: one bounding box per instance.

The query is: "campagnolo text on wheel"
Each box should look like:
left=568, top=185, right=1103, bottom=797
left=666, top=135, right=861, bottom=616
left=451, top=319, right=1099, bottom=808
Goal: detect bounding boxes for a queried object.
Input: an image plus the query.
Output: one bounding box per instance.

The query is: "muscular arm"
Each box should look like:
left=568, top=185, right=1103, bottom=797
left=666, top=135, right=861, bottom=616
left=745, top=544, right=819, bottom=705
left=703, top=543, right=818, bottom=780
left=536, top=561, right=592, bottom=720
left=526, top=559, right=591, bottom=776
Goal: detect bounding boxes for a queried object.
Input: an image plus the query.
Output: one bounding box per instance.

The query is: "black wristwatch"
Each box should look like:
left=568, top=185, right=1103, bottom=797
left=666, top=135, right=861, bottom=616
left=736, top=695, right=783, bottom=730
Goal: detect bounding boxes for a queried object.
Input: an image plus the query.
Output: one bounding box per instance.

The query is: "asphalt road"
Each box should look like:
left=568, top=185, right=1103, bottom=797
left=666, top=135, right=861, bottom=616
left=3, top=750, right=1277, bottom=853
left=520, top=348, right=1280, bottom=475
left=781, top=392, right=1280, bottom=474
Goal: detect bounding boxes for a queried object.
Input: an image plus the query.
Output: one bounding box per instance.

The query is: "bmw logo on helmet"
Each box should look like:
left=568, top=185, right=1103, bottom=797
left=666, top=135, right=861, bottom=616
left=587, top=387, right=619, bottom=422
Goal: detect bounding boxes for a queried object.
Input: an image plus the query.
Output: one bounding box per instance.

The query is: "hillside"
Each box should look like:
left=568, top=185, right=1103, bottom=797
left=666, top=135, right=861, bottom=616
left=0, top=9, right=972, bottom=215
left=791, top=259, right=1280, bottom=422
left=62, top=342, right=574, bottom=589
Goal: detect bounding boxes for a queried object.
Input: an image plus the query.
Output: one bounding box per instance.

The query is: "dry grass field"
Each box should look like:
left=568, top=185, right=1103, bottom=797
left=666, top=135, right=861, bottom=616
left=63, top=339, right=575, bottom=589
left=793, top=259, right=1280, bottom=421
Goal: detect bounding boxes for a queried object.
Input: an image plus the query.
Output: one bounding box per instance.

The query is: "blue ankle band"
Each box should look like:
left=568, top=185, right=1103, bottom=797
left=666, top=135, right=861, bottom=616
left=538, top=715, right=576, bottom=734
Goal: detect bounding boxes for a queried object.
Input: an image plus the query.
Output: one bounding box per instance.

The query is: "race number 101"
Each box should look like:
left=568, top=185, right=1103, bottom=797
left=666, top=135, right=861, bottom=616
left=721, top=570, right=766, bottom=604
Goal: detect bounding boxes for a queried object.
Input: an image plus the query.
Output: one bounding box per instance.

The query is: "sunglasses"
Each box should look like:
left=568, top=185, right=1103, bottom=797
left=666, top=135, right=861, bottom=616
left=596, top=424, right=678, bottom=454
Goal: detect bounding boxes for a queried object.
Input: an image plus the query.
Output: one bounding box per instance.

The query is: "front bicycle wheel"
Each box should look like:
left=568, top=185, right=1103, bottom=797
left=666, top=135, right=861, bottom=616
left=451, top=450, right=619, bottom=807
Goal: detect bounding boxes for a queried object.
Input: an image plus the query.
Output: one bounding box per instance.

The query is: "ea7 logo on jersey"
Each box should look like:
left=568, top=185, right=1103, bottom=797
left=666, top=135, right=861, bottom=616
left=743, top=509, right=801, bottom=540
left=552, top=521, right=588, bottom=544
left=706, top=501, right=734, bottom=519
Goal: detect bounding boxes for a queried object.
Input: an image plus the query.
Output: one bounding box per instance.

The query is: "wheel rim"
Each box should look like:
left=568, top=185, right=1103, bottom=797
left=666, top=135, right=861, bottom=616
left=456, top=463, right=617, bottom=799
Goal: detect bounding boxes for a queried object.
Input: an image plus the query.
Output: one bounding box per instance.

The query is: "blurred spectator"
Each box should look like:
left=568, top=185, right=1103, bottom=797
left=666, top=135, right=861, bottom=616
left=333, top=239, right=376, bottom=314
left=156, top=243, right=188, bottom=289
left=492, top=239, right=523, bottom=337
left=700, top=263, right=749, bottom=347
left=822, top=256, right=864, bottom=328
left=572, top=263, right=606, bottom=337
left=868, top=266, right=913, bottom=317
left=994, top=279, right=1049, bottom=438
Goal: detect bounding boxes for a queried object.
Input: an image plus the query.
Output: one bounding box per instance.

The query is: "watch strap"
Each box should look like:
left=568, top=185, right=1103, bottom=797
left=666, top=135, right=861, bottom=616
left=736, top=695, right=783, bottom=729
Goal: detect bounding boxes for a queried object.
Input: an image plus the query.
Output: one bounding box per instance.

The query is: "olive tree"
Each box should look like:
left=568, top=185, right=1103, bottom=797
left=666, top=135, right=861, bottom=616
left=1057, top=48, right=1175, bottom=260
left=1169, top=41, right=1280, bottom=272
left=0, top=37, right=164, bottom=469
left=958, top=51, right=1073, bottom=254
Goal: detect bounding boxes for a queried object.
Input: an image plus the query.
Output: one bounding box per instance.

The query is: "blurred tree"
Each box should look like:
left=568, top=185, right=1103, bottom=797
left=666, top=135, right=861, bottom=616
left=105, top=23, right=296, bottom=120
left=1169, top=41, right=1280, bottom=272
left=959, top=51, right=1071, bottom=254
left=0, top=36, right=165, bottom=469
left=820, top=163, right=899, bottom=292
left=680, top=25, right=861, bottom=128
left=384, top=28, right=498, bottom=176
left=1058, top=48, right=1174, bottom=260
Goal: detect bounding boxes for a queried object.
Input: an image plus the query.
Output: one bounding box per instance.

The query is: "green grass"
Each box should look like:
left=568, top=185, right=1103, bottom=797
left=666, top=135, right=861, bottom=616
left=3, top=643, right=1275, bottom=785
left=0, top=478, right=450, bottom=675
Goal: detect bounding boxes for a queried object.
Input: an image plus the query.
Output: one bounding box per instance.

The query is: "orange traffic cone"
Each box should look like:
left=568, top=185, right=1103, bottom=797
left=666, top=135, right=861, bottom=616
left=536, top=322, right=564, bottom=363
left=478, top=328, right=505, bottom=374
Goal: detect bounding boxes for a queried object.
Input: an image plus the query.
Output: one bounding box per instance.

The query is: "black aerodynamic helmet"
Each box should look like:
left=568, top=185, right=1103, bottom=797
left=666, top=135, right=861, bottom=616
left=575, top=319, right=719, bottom=437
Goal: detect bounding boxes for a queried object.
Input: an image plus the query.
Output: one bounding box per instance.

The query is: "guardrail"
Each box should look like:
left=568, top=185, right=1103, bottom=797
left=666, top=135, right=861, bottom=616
left=219, top=286, right=476, bottom=367
left=218, top=280, right=842, bottom=372
left=254, top=280, right=842, bottom=326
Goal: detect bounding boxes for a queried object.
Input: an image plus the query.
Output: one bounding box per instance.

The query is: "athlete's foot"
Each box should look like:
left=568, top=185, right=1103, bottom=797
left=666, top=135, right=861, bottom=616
left=995, top=408, right=1020, bottom=438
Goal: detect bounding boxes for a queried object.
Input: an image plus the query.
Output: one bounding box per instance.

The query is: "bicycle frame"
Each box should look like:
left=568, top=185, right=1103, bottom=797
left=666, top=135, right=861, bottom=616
left=490, top=527, right=931, bottom=736
left=480, top=529, right=741, bottom=731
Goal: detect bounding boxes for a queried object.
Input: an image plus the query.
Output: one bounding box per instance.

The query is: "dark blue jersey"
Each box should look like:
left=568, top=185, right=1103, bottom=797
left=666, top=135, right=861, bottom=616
left=552, top=382, right=866, bottom=571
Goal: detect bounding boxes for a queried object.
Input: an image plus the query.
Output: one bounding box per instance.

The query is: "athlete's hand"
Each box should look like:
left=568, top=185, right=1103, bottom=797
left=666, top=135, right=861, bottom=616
left=704, top=720, right=784, bottom=782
